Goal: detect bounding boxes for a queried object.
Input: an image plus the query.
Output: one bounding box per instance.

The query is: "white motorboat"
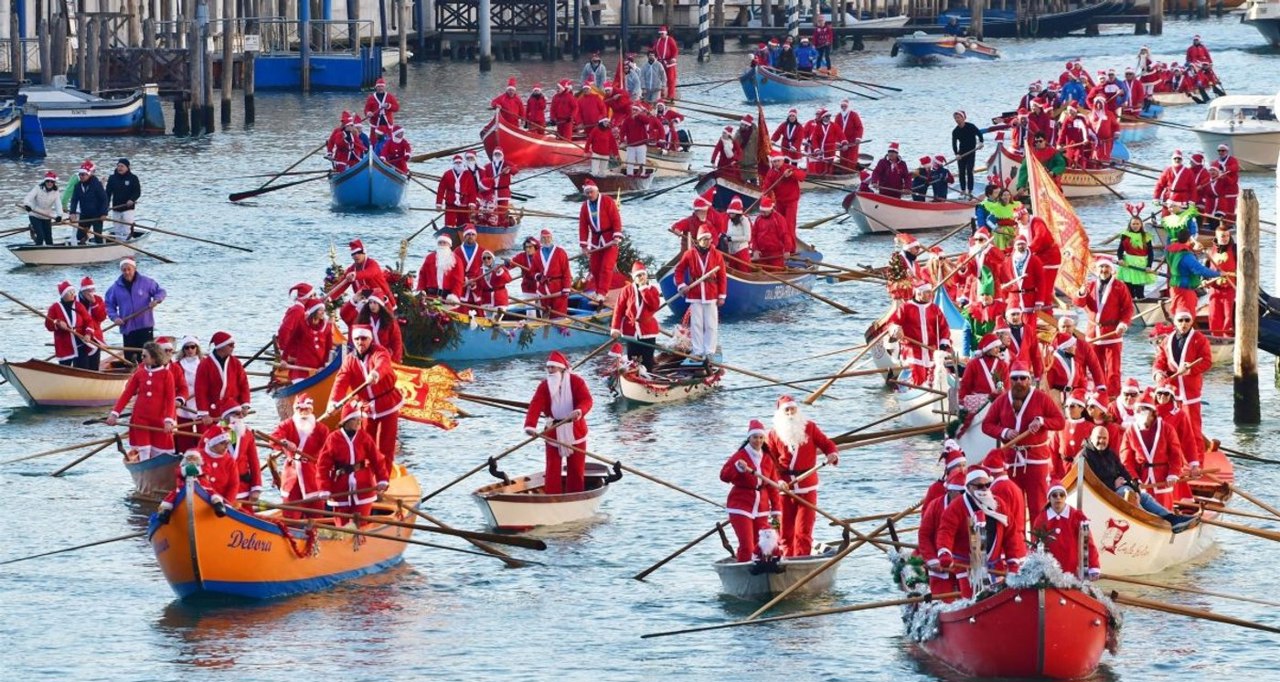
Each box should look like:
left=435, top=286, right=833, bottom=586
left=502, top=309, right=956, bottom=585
left=1191, top=94, right=1280, bottom=170
left=1244, top=0, right=1280, bottom=48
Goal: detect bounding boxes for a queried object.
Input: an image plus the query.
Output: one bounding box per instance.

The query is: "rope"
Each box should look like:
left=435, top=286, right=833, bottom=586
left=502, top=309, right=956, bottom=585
left=275, top=519, right=320, bottom=558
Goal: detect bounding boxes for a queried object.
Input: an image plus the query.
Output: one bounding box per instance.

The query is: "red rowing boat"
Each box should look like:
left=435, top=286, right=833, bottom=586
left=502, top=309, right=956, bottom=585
left=480, top=115, right=586, bottom=168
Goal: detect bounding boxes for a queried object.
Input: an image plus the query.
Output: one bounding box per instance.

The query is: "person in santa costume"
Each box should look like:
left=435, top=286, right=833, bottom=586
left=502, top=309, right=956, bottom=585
left=550, top=79, right=578, bottom=140
left=277, top=282, right=314, bottom=357
left=285, top=296, right=338, bottom=376
left=720, top=419, right=783, bottom=563
left=351, top=293, right=399, bottom=362
left=771, top=109, right=806, bottom=162
left=835, top=100, right=865, bottom=170
left=330, top=324, right=403, bottom=467
left=1083, top=424, right=1196, bottom=529
left=1109, top=378, right=1142, bottom=428
left=507, top=236, right=542, bottom=300
left=329, top=239, right=396, bottom=311
left=534, top=229, right=573, bottom=317
left=578, top=180, right=623, bottom=301
left=1031, top=480, right=1101, bottom=579
left=1119, top=389, right=1188, bottom=510
left=760, top=153, right=806, bottom=244
left=980, top=449, right=1029, bottom=548
left=489, top=77, right=526, bottom=127
left=1152, top=306, right=1212, bottom=431
left=889, top=281, right=952, bottom=386
left=220, top=404, right=263, bottom=503
left=46, top=280, right=94, bottom=367
left=766, top=395, right=839, bottom=558
left=610, top=261, right=662, bottom=370
left=480, top=149, right=517, bottom=211
left=1205, top=222, right=1237, bottom=336
left=523, top=351, right=594, bottom=494
left=711, top=126, right=742, bottom=182
left=326, top=116, right=366, bottom=172
left=416, top=234, right=465, bottom=304
left=669, top=195, right=727, bottom=252
left=454, top=226, right=486, bottom=297
left=194, top=331, right=250, bottom=427
left=981, top=361, right=1066, bottom=515
left=318, top=400, right=390, bottom=520
left=723, top=197, right=752, bottom=261
left=936, top=468, right=1028, bottom=599
left=651, top=25, right=679, bottom=99
left=996, top=304, right=1043, bottom=377
left=585, top=118, right=621, bottom=177
left=958, top=333, right=1009, bottom=412
left=1154, top=379, right=1204, bottom=485
left=1003, top=233, right=1042, bottom=313
left=435, top=155, right=479, bottom=229
left=153, top=337, right=190, bottom=430
left=1046, top=332, right=1089, bottom=399
left=1154, top=150, right=1198, bottom=204
left=1072, top=255, right=1133, bottom=396
left=474, top=250, right=512, bottom=316
left=523, top=82, right=548, bottom=131
left=75, top=276, right=107, bottom=369
left=1052, top=388, right=1092, bottom=478
left=918, top=466, right=967, bottom=602
left=748, top=196, right=790, bottom=270
left=923, top=440, right=967, bottom=508
left=674, top=227, right=728, bottom=363
left=268, top=395, right=332, bottom=517
left=379, top=125, right=411, bottom=174
left=155, top=425, right=240, bottom=525
left=174, top=336, right=203, bottom=452
left=620, top=103, right=658, bottom=175
left=805, top=110, right=845, bottom=176
left=1057, top=315, right=1106, bottom=389
left=870, top=142, right=911, bottom=198
left=363, top=77, right=400, bottom=127
left=107, top=341, right=177, bottom=461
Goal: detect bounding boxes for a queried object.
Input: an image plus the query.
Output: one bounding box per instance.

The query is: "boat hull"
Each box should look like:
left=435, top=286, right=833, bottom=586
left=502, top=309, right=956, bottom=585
left=426, top=309, right=608, bottom=362
left=713, top=543, right=842, bottom=600
left=1116, top=118, right=1159, bottom=144
left=472, top=462, right=613, bottom=531
left=739, top=66, right=833, bottom=104
left=1191, top=128, right=1280, bottom=171
left=329, top=153, right=408, bottom=209
left=481, top=115, right=586, bottom=168
left=20, top=85, right=162, bottom=135
left=647, top=147, right=694, bottom=176
left=149, top=474, right=415, bottom=600
left=658, top=251, right=822, bottom=319
left=271, top=350, right=343, bottom=429
left=917, top=587, right=1109, bottom=679
left=564, top=169, right=654, bottom=194
left=847, top=190, right=975, bottom=233
left=612, top=366, right=723, bottom=405
left=992, top=144, right=1126, bottom=198
left=0, top=359, right=128, bottom=408
left=695, top=174, right=762, bottom=212
left=1244, top=0, right=1280, bottom=47
left=7, top=230, right=156, bottom=266
left=1149, top=91, right=1197, bottom=107
left=892, top=35, right=1000, bottom=62
left=125, top=452, right=181, bottom=500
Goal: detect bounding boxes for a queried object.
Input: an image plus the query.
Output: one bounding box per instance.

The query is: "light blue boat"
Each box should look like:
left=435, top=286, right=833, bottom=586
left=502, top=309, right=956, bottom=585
left=656, top=247, right=825, bottom=319
left=1116, top=104, right=1163, bottom=144
left=0, top=101, right=44, bottom=157
left=18, top=78, right=164, bottom=135
left=329, top=152, right=408, bottom=209
left=739, top=65, right=833, bottom=104
left=422, top=296, right=609, bottom=363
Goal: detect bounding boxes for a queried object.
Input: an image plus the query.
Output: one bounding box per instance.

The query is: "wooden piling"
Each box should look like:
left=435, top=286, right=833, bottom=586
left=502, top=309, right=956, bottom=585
left=51, top=15, right=65, bottom=76
left=76, top=14, right=86, bottom=86
left=398, top=0, right=408, bottom=82
left=477, top=0, right=491, bottom=71
left=299, top=0, right=311, bottom=92
left=1149, top=0, right=1163, bottom=35
left=970, top=0, right=984, bottom=40
left=244, top=0, right=256, bottom=125
left=38, top=17, right=51, bottom=83
left=1233, top=189, right=1260, bottom=424
left=188, top=3, right=203, bottom=134
left=84, top=17, right=98, bottom=92
left=220, top=0, right=233, bottom=126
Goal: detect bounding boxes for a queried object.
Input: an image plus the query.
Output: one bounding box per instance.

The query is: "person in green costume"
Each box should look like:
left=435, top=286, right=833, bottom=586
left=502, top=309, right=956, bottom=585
left=1014, top=133, right=1066, bottom=197
left=1115, top=208, right=1157, bottom=299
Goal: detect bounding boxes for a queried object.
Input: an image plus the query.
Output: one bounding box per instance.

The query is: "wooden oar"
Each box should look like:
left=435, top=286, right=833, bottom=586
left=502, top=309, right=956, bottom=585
left=50, top=436, right=119, bottom=477
left=1217, top=445, right=1280, bottom=466
left=537, top=433, right=721, bottom=508
left=319, top=376, right=376, bottom=422
left=258, top=499, right=547, bottom=550
left=396, top=502, right=530, bottom=568
left=832, top=508, right=924, bottom=525
left=723, top=253, right=856, bottom=315
left=230, top=169, right=331, bottom=180
left=0, top=434, right=123, bottom=465
left=510, top=158, right=587, bottom=186
left=106, top=217, right=254, bottom=253
left=0, top=290, right=131, bottom=366
left=1110, top=591, right=1280, bottom=635
left=455, top=392, right=530, bottom=411
left=1198, top=516, right=1280, bottom=542
left=643, top=591, right=950, bottom=639
left=628, top=173, right=702, bottom=203
left=633, top=521, right=730, bottom=581
left=253, top=142, right=326, bottom=188
left=805, top=327, right=890, bottom=404
left=418, top=419, right=569, bottom=504
left=799, top=342, right=869, bottom=362
left=839, top=424, right=947, bottom=450
left=61, top=221, right=174, bottom=263
left=1074, top=165, right=1125, bottom=201
left=229, top=172, right=329, bottom=202
left=409, top=141, right=478, bottom=164
left=832, top=396, right=945, bottom=444
left=275, top=517, right=529, bottom=562
left=798, top=211, right=846, bottom=230
left=0, top=530, right=147, bottom=565
left=721, top=366, right=905, bottom=394
left=750, top=469, right=903, bottom=554
left=1102, top=573, right=1280, bottom=608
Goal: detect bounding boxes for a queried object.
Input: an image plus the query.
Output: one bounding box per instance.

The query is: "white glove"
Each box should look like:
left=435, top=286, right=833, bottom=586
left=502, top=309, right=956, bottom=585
left=1117, top=322, right=1129, bottom=333
left=677, top=284, right=689, bottom=294
left=524, top=426, right=537, bottom=436
left=1002, top=428, right=1015, bottom=440
left=1029, top=417, right=1044, bottom=434
left=610, top=329, right=621, bottom=338
left=1087, top=567, right=1101, bottom=581
left=977, top=141, right=985, bottom=150
left=367, top=370, right=380, bottom=383
left=446, top=294, right=461, bottom=304
left=735, top=460, right=748, bottom=473
left=1166, top=474, right=1179, bottom=483
left=569, top=409, right=583, bottom=420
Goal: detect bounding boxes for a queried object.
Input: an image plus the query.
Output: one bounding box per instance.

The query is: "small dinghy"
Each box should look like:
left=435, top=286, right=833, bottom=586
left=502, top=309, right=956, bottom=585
left=473, top=460, right=622, bottom=532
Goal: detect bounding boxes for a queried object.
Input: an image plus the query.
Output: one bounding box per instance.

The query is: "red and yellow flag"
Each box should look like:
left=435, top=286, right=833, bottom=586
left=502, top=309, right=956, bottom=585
left=1025, top=149, right=1092, bottom=295
left=392, top=363, right=474, bottom=430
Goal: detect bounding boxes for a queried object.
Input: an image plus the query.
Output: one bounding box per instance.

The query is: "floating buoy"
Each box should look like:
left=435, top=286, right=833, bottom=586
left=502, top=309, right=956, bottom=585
left=955, top=42, right=967, bottom=55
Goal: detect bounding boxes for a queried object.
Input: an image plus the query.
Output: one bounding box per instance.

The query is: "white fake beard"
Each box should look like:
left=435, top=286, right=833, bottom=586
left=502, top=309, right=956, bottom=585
left=292, top=413, right=316, bottom=443
left=772, top=410, right=808, bottom=451
left=757, top=528, right=780, bottom=558
left=229, top=417, right=247, bottom=437
left=973, top=489, right=997, bottom=510
left=436, top=247, right=457, bottom=283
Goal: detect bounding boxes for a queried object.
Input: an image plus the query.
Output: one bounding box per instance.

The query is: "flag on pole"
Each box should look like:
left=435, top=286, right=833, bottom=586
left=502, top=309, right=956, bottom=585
left=1025, top=148, right=1092, bottom=296
left=392, top=363, right=474, bottom=430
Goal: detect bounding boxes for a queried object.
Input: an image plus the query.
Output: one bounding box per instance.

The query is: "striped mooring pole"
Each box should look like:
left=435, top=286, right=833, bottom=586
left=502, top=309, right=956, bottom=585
left=786, top=0, right=799, bottom=39
left=698, top=0, right=710, bottom=61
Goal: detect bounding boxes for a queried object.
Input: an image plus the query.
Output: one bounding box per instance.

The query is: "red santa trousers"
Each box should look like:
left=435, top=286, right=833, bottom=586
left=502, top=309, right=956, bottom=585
left=544, top=441, right=586, bottom=494
left=780, top=489, right=818, bottom=557
left=1095, top=342, right=1123, bottom=396
left=1209, top=287, right=1235, bottom=336
left=729, top=513, right=770, bottom=562
left=1010, top=453, right=1051, bottom=529
left=368, top=414, right=399, bottom=468
left=664, top=64, right=677, bottom=100
left=777, top=200, right=800, bottom=241
left=929, top=573, right=963, bottom=602
left=1036, top=266, right=1059, bottom=309
left=129, top=416, right=174, bottom=459
left=588, top=245, right=619, bottom=297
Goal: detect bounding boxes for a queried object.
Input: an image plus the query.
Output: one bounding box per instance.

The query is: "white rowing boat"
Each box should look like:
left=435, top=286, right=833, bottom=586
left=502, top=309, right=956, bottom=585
left=845, top=190, right=975, bottom=234
left=0, top=358, right=129, bottom=408
left=713, top=540, right=844, bottom=600
left=6, top=228, right=156, bottom=266
left=472, top=460, right=621, bottom=531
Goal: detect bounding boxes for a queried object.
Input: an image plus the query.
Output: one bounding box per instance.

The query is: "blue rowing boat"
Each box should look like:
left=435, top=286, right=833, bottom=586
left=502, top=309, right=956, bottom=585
left=739, top=65, right=833, bottom=104
left=656, top=247, right=825, bottom=319
left=19, top=79, right=164, bottom=135
left=1116, top=104, right=1163, bottom=144
left=329, top=153, right=408, bottom=209
left=422, top=296, right=609, bottom=363
left=891, top=34, right=1001, bottom=63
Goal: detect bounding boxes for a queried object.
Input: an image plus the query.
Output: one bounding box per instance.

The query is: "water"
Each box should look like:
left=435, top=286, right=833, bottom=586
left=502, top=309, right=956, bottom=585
left=2, top=16, right=1279, bottom=681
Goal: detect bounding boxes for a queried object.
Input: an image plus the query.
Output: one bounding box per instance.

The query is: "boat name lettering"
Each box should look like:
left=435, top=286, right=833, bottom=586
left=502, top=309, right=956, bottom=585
left=227, top=530, right=273, bottom=552
left=71, top=109, right=87, bottom=115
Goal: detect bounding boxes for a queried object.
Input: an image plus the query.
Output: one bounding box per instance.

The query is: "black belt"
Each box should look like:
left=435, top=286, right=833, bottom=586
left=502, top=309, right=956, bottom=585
left=334, top=462, right=366, bottom=476
left=423, top=288, right=448, bottom=297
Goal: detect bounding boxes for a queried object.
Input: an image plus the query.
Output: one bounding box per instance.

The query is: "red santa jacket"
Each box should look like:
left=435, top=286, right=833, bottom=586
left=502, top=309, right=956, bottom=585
left=526, top=93, right=548, bottom=128
left=318, top=426, right=389, bottom=506
left=509, top=252, right=540, bottom=295
left=720, top=444, right=782, bottom=519
left=1003, top=324, right=1044, bottom=377
left=1153, top=329, right=1212, bottom=404
left=991, top=476, right=1028, bottom=553
left=228, top=427, right=263, bottom=497
left=620, top=112, right=656, bottom=146
left=890, top=300, right=952, bottom=356
left=711, top=137, right=741, bottom=170
left=45, top=299, right=93, bottom=362
left=750, top=211, right=791, bottom=258
left=958, top=355, right=1009, bottom=403
left=1072, top=338, right=1107, bottom=388
left=1186, top=43, right=1212, bottom=64
left=579, top=194, right=623, bottom=250
left=671, top=210, right=728, bottom=245
left=380, top=138, right=411, bottom=173
left=1046, top=350, right=1088, bottom=393
left=765, top=421, right=837, bottom=495
left=194, top=354, right=251, bottom=420
left=277, top=303, right=308, bottom=361
left=1121, top=419, right=1185, bottom=491
left=364, top=91, right=400, bottom=127
left=481, top=160, right=517, bottom=200
left=936, top=493, right=1027, bottom=565
left=575, top=92, right=607, bottom=127
left=653, top=35, right=678, bottom=64
left=806, top=121, right=845, bottom=161
left=870, top=157, right=911, bottom=197
left=161, top=448, right=239, bottom=508
left=476, top=266, right=513, bottom=309
left=1023, top=216, right=1061, bottom=270
left=533, top=245, right=573, bottom=295
left=1211, top=154, right=1240, bottom=189
left=111, top=364, right=177, bottom=424
left=1004, top=251, right=1042, bottom=309
left=674, top=247, right=729, bottom=302
left=836, top=110, right=864, bottom=148
left=80, top=293, right=107, bottom=343
left=761, top=165, right=806, bottom=204
left=331, top=345, right=403, bottom=420
left=611, top=281, right=662, bottom=339
left=1053, top=418, right=1094, bottom=478
left=1157, top=402, right=1203, bottom=468
left=329, top=130, right=366, bottom=166
left=1032, top=505, right=1100, bottom=573
left=585, top=125, right=619, bottom=157
left=771, top=120, right=806, bottom=157
left=329, top=258, right=396, bottom=312
left=455, top=243, right=486, bottom=282
left=291, top=317, right=337, bottom=372
left=604, top=91, right=632, bottom=124
left=1206, top=243, right=1237, bottom=295
left=981, top=388, right=1066, bottom=450
left=523, top=372, right=594, bottom=444
left=490, top=92, right=526, bottom=126
left=416, top=252, right=465, bottom=299
left=1154, top=164, right=1198, bottom=204
left=271, top=416, right=331, bottom=501
left=550, top=90, right=577, bottom=124
left=436, top=168, right=480, bottom=210
left=917, top=495, right=949, bottom=567
left=1073, top=277, right=1134, bottom=347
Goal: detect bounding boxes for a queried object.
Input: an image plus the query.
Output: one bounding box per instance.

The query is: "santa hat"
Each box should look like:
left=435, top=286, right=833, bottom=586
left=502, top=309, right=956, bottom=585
left=349, top=239, right=365, bottom=255
left=1136, top=388, right=1157, bottom=411
left=603, top=80, right=614, bottom=89
left=351, top=324, right=374, bottom=340
left=1171, top=149, right=1184, bottom=159
left=1217, top=143, right=1229, bottom=151
left=289, top=282, right=314, bottom=300
left=722, top=125, right=734, bottom=135
left=203, top=425, right=231, bottom=449
left=293, top=394, right=315, bottom=410
left=769, top=153, right=784, bottom=162
left=391, top=126, right=406, bottom=142
left=692, top=195, right=711, bottom=210
left=79, top=276, right=95, bottom=291
left=1004, top=295, right=1024, bottom=312
left=1190, top=152, right=1205, bottom=163
left=608, top=342, right=624, bottom=358
left=558, top=78, right=571, bottom=89
left=1065, top=387, right=1087, bottom=408
left=1193, top=33, right=1201, bottom=40
left=1122, top=378, right=1141, bottom=395
left=375, top=76, right=386, bottom=86
left=1093, top=254, right=1116, bottom=270
left=452, top=154, right=463, bottom=163
left=631, top=261, right=647, bottom=276
left=1009, top=361, right=1031, bottom=379
left=974, top=227, right=992, bottom=240
left=747, top=419, right=767, bottom=437
left=305, top=297, right=326, bottom=317
left=1173, top=306, right=1194, bottom=322
left=78, top=160, right=94, bottom=175
left=1013, top=233, right=1029, bottom=246
left=436, top=234, right=453, bottom=247
left=155, top=336, right=176, bottom=351
left=120, top=257, right=137, bottom=270
left=967, top=468, right=994, bottom=485
left=506, top=77, right=517, bottom=89
left=887, top=142, right=900, bottom=152
left=43, top=170, right=57, bottom=182
left=945, top=467, right=968, bottom=492
left=583, top=76, right=595, bottom=86
left=787, top=108, right=798, bottom=116
left=546, top=350, right=570, bottom=369
left=341, top=400, right=367, bottom=423
left=1086, top=388, right=1109, bottom=412
left=696, top=225, right=713, bottom=240
left=1155, top=378, right=1177, bottom=396
left=180, top=335, right=200, bottom=349
left=978, top=333, right=1002, bottom=354
left=727, top=197, right=744, bottom=214
left=918, top=155, right=931, bottom=166
left=933, top=155, right=946, bottom=166
left=894, top=233, right=918, bottom=248
left=464, top=150, right=478, bottom=158
left=540, top=228, right=554, bottom=239
left=980, top=449, right=1007, bottom=476
left=741, top=114, right=754, bottom=125
left=209, top=331, right=235, bottom=350
left=1055, top=333, right=1077, bottom=351
left=462, top=225, right=478, bottom=236
left=913, top=280, right=932, bottom=295
left=57, top=280, right=75, bottom=296
left=659, top=24, right=668, bottom=32
left=776, top=394, right=798, bottom=410
left=366, top=291, right=387, bottom=308
left=1047, top=479, right=1067, bottom=499
left=340, top=111, right=352, bottom=125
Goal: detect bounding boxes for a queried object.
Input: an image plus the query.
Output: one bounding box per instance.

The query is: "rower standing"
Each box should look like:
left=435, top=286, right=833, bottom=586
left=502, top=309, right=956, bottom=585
left=364, top=77, right=400, bottom=128
left=104, top=158, right=140, bottom=241
left=194, top=331, right=251, bottom=426
left=104, top=258, right=165, bottom=363
left=21, top=171, right=62, bottom=246
left=523, top=351, right=594, bottom=494
left=980, top=361, right=1066, bottom=515
left=766, top=395, right=838, bottom=558
left=609, top=262, right=662, bottom=370
left=69, top=161, right=108, bottom=245
left=870, top=142, right=911, bottom=198
left=652, top=26, right=679, bottom=100
left=270, top=395, right=332, bottom=516
left=156, top=426, right=240, bottom=524
left=330, top=324, right=404, bottom=467
left=318, top=400, right=390, bottom=519
left=46, top=280, right=94, bottom=368
left=674, top=228, right=728, bottom=363
left=77, top=276, right=107, bottom=370
left=721, top=419, right=783, bottom=562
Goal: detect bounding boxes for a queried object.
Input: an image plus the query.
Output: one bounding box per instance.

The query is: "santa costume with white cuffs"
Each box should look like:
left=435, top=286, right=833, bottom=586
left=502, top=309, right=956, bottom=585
left=110, top=354, right=177, bottom=461
left=270, top=394, right=332, bottom=516
left=329, top=323, right=403, bottom=466
left=720, top=419, right=782, bottom=562
left=765, top=395, right=839, bottom=558
left=194, top=331, right=251, bottom=422
left=917, top=466, right=966, bottom=601
left=522, top=351, right=594, bottom=495
left=935, top=469, right=1027, bottom=599
left=317, top=400, right=389, bottom=517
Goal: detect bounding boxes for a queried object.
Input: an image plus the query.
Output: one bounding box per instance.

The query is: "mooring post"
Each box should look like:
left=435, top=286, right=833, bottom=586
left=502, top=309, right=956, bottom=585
left=478, top=0, right=491, bottom=71
left=697, top=0, right=709, bottom=62
left=221, top=0, right=234, bottom=125
left=1149, top=0, right=1163, bottom=35
left=244, top=0, right=257, bottom=124
left=1233, top=189, right=1260, bottom=424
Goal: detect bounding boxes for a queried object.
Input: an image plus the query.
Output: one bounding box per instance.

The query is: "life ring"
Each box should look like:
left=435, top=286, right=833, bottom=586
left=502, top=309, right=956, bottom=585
left=954, top=41, right=967, bottom=55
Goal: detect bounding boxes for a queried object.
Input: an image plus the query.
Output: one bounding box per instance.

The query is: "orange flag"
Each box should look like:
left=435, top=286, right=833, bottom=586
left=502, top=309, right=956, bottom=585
left=1025, top=149, right=1092, bottom=296
left=392, top=363, right=474, bottom=430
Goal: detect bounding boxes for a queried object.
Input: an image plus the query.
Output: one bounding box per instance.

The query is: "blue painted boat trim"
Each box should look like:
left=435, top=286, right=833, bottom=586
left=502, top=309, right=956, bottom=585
left=330, top=153, right=408, bottom=209
left=171, top=557, right=406, bottom=600
left=657, top=250, right=824, bottom=319
left=894, top=37, right=999, bottom=61
left=125, top=452, right=181, bottom=474
left=273, top=351, right=342, bottom=400
left=738, top=66, right=831, bottom=104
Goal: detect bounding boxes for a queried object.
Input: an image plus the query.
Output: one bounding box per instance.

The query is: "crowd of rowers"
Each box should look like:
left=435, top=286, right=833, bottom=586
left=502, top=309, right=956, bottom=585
left=324, top=77, right=412, bottom=174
